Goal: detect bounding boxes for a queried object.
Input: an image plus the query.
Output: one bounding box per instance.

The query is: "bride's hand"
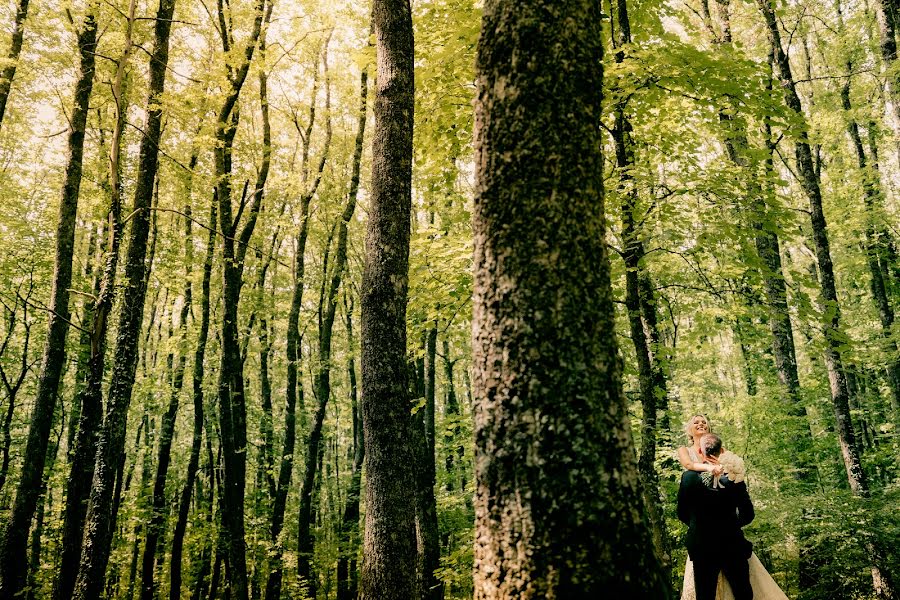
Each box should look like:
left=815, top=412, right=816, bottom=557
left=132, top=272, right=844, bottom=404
left=704, top=455, right=724, bottom=476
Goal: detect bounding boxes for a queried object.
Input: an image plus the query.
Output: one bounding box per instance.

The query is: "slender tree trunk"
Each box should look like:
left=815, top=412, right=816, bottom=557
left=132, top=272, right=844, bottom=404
left=757, top=0, right=868, bottom=494
left=24, top=402, right=61, bottom=600
left=707, top=5, right=813, bottom=483
left=0, top=8, right=98, bottom=598
left=610, top=0, right=671, bottom=574
left=442, top=339, right=462, bottom=492
left=839, top=75, right=900, bottom=418
left=415, top=326, right=441, bottom=600
left=71, top=0, right=176, bottom=593
left=359, top=0, right=418, bottom=596
left=0, top=292, right=33, bottom=497
left=211, top=1, right=265, bottom=595
left=189, top=413, right=217, bottom=600
left=337, top=295, right=363, bottom=600
left=141, top=222, right=197, bottom=599
left=169, top=179, right=215, bottom=600
left=265, top=34, right=334, bottom=600
left=0, top=0, right=30, bottom=129
left=471, top=0, right=672, bottom=597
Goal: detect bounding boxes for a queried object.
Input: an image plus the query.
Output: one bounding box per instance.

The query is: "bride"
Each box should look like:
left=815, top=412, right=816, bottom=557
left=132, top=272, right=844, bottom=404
left=677, top=415, right=790, bottom=600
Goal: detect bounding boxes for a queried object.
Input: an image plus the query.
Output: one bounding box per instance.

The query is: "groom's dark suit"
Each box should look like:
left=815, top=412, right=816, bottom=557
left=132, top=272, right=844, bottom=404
left=677, top=470, right=755, bottom=600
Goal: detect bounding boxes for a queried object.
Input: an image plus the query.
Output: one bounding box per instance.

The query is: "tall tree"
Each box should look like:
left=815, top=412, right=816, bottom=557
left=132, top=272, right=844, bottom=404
left=756, top=0, right=867, bottom=495
left=471, top=0, right=672, bottom=596
left=359, top=0, right=418, bottom=596
left=0, top=6, right=98, bottom=598
left=211, top=0, right=266, bottom=593
left=610, top=0, right=672, bottom=572
left=170, top=191, right=216, bottom=600
left=266, top=31, right=333, bottom=600
left=55, top=5, right=135, bottom=593
left=71, top=0, right=176, bottom=593
left=0, top=0, right=30, bottom=129
left=414, top=325, right=441, bottom=599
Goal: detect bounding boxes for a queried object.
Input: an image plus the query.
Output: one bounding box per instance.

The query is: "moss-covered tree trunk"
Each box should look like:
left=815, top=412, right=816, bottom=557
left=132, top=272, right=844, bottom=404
left=0, top=8, right=97, bottom=599
left=471, top=1, right=672, bottom=597
left=56, top=13, right=134, bottom=595
left=70, top=0, right=175, bottom=594
left=359, top=0, right=418, bottom=596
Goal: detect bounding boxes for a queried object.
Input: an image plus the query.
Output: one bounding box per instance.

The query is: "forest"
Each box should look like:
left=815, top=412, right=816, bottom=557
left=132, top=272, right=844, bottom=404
left=0, top=0, right=898, bottom=596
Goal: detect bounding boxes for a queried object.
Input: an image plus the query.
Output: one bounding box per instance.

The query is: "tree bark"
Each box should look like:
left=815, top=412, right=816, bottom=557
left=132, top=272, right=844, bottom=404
left=471, top=0, right=672, bottom=597
left=56, top=14, right=135, bottom=594
left=71, top=0, right=175, bottom=593
left=873, top=0, right=900, bottom=162
left=0, top=7, right=98, bottom=598
left=359, top=0, right=418, bottom=596
left=0, top=0, right=30, bottom=130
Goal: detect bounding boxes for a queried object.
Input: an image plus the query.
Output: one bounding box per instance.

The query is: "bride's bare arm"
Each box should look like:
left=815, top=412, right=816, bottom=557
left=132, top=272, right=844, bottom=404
left=678, top=446, right=723, bottom=474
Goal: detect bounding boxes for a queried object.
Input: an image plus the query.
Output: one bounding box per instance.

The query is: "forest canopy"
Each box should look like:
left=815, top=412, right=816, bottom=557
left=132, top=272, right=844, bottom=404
left=0, top=0, right=897, bottom=597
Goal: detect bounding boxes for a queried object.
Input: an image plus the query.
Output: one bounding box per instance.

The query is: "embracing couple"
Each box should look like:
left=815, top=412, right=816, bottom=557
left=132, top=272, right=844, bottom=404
left=677, top=415, right=789, bottom=600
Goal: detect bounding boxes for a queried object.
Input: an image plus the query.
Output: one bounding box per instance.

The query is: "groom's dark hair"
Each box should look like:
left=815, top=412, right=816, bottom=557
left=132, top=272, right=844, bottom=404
left=700, top=433, right=723, bottom=457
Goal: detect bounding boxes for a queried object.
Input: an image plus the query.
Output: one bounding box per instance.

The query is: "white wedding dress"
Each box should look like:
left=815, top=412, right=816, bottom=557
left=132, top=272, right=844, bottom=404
left=679, top=447, right=789, bottom=600
left=680, top=554, right=789, bottom=600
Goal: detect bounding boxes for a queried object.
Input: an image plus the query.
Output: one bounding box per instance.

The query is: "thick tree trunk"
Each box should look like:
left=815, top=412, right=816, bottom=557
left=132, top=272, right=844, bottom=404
left=0, top=8, right=97, bottom=598
left=0, top=0, right=30, bottom=129
left=471, top=1, right=671, bottom=597
left=71, top=0, right=175, bottom=594
left=359, top=0, right=418, bottom=596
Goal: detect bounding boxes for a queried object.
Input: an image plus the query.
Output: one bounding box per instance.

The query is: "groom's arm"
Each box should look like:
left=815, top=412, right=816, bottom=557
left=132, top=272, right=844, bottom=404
left=734, top=481, right=755, bottom=527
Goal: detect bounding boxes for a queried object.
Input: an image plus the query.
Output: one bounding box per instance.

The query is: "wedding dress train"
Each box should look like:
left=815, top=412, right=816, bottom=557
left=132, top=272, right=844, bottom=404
left=680, top=553, right=789, bottom=600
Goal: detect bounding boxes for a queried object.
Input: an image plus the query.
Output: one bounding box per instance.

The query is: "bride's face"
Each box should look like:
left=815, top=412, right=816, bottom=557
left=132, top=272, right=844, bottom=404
left=689, top=416, right=709, bottom=439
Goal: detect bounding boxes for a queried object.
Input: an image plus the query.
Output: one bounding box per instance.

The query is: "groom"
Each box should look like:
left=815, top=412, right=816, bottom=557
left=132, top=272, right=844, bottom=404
left=677, top=433, right=755, bottom=600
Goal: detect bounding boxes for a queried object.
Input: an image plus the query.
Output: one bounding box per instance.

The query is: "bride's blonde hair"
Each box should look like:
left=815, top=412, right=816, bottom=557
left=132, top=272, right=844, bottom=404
left=683, top=414, right=711, bottom=443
